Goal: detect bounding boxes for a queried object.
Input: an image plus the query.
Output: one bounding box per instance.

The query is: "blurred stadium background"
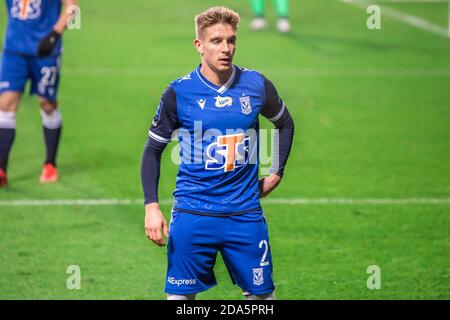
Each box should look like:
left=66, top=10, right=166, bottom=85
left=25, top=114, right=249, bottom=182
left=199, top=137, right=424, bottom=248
left=0, top=0, right=449, bottom=299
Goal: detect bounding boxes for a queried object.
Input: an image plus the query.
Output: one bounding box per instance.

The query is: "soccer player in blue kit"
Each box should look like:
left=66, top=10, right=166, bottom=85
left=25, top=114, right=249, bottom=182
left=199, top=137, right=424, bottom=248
left=141, top=6, right=295, bottom=300
left=0, top=0, right=78, bottom=187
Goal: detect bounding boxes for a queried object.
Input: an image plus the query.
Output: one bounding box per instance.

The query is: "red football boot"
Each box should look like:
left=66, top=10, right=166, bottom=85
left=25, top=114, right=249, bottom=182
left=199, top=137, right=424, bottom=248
left=0, top=168, right=8, bottom=187
left=40, top=163, right=58, bottom=183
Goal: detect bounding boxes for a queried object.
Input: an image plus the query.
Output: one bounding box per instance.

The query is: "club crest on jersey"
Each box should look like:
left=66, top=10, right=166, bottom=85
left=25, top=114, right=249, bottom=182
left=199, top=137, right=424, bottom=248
left=215, top=96, right=233, bottom=108
left=253, top=268, right=264, bottom=286
left=205, top=133, right=250, bottom=172
left=240, top=96, right=252, bottom=115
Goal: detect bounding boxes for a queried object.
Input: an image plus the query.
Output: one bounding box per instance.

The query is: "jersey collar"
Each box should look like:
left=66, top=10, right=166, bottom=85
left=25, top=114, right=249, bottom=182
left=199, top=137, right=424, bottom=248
left=195, top=64, right=236, bottom=94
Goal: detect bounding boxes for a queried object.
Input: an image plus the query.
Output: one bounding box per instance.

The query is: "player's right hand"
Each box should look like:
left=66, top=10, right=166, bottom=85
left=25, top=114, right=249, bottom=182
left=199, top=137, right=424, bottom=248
left=144, top=203, right=169, bottom=247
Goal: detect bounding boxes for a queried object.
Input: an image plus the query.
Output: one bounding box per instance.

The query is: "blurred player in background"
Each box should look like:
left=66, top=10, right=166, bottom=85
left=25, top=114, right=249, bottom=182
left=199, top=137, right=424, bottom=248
left=250, top=0, right=290, bottom=33
left=0, top=0, right=78, bottom=187
left=141, top=7, right=294, bottom=300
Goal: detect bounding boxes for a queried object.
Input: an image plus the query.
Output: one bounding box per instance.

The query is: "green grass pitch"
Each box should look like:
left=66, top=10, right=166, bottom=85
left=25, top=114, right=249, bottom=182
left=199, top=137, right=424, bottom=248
left=0, top=0, right=449, bottom=299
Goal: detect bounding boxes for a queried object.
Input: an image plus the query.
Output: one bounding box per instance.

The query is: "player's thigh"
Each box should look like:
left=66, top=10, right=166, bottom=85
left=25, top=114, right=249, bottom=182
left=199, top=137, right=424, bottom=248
left=29, top=54, right=61, bottom=102
left=166, top=212, right=221, bottom=293
left=0, top=51, right=29, bottom=101
left=0, top=91, right=22, bottom=112
left=221, top=214, right=275, bottom=295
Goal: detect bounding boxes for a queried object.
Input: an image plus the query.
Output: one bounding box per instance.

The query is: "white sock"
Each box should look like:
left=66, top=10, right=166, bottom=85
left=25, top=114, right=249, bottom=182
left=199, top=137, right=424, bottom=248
left=41, top=108, right=62, bottom=129
left=0, top=111, right=16, bottom=129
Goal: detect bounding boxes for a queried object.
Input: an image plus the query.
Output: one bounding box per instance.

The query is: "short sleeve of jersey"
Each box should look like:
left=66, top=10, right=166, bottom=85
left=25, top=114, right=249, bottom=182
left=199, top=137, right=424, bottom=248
left=260, top=76, right=286, bottom=122
left=148, top=85, right=180, bottom=144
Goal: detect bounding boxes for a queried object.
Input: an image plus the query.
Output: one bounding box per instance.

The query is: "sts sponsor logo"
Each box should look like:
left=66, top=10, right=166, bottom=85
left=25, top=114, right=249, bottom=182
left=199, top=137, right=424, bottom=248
left=11, top=0, right=42, bottom=20
left=205, top=133, right=250, bottom=172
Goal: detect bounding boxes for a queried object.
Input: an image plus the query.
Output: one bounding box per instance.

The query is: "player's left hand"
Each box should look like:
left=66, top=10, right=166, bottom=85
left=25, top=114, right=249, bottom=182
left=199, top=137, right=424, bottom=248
left=37, top=30, right=61, bottom=57
left=259, top=174, right=282, bottom=198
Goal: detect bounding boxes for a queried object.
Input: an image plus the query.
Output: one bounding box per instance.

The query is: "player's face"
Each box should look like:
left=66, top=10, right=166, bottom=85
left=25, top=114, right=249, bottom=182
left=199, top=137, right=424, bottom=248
left=195, top=23, right=237, bottom=73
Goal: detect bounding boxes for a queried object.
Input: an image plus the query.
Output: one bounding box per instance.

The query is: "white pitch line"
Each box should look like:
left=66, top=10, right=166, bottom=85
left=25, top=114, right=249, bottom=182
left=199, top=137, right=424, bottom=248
left=0, top=198, right=449, bottom=207
left=262, top=198, right=450, bottom=205
left=341, top=0, right=449, bottom=38
left=0, top=199, right=143, bottom=206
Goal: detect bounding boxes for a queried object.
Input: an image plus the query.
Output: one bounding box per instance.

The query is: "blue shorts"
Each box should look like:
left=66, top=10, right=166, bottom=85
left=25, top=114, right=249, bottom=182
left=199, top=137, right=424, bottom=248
left=0, top=51, right=61, bottom=101
left=165, top=210, right=275, bottom=295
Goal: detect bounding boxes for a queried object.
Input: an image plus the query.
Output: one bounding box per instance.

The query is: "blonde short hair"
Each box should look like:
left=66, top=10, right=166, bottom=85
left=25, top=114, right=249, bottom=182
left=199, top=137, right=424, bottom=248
left=195, top=6, right=240, bottom=39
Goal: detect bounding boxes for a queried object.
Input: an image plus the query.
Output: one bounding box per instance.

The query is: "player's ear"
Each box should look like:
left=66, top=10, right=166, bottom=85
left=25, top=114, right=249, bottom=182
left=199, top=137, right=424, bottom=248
left=194, top=38, right=203, bottom=55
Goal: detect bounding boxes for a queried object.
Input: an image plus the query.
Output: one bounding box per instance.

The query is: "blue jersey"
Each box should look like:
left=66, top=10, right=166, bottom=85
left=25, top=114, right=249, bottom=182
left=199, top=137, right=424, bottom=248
left=149, top=65, right=287, bottom=216
left=3, top=0, right=62, bottom=56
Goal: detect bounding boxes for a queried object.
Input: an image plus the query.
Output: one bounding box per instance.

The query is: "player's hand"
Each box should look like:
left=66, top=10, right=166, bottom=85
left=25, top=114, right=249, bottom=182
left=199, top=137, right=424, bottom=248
left=37, top=30, right=61, bottom=57
left=144, top=203, right=169, bottom=247
left=259, top=174, right=282, bottom=198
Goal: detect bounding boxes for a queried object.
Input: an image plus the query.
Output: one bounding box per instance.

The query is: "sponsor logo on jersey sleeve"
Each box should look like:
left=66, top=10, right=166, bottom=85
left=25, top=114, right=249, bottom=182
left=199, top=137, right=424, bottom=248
left=151, top=100, right=163, bottom=127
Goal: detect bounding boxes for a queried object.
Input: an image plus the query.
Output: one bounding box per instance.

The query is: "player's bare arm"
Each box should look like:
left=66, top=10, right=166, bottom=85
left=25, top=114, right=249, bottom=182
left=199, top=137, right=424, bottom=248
left=54, top=0, right=78, bottom=33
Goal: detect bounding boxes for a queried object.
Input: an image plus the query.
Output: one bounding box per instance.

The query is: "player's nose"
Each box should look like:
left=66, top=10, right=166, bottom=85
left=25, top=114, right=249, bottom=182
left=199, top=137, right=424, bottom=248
left=220, top=41, right=231, bottom=53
